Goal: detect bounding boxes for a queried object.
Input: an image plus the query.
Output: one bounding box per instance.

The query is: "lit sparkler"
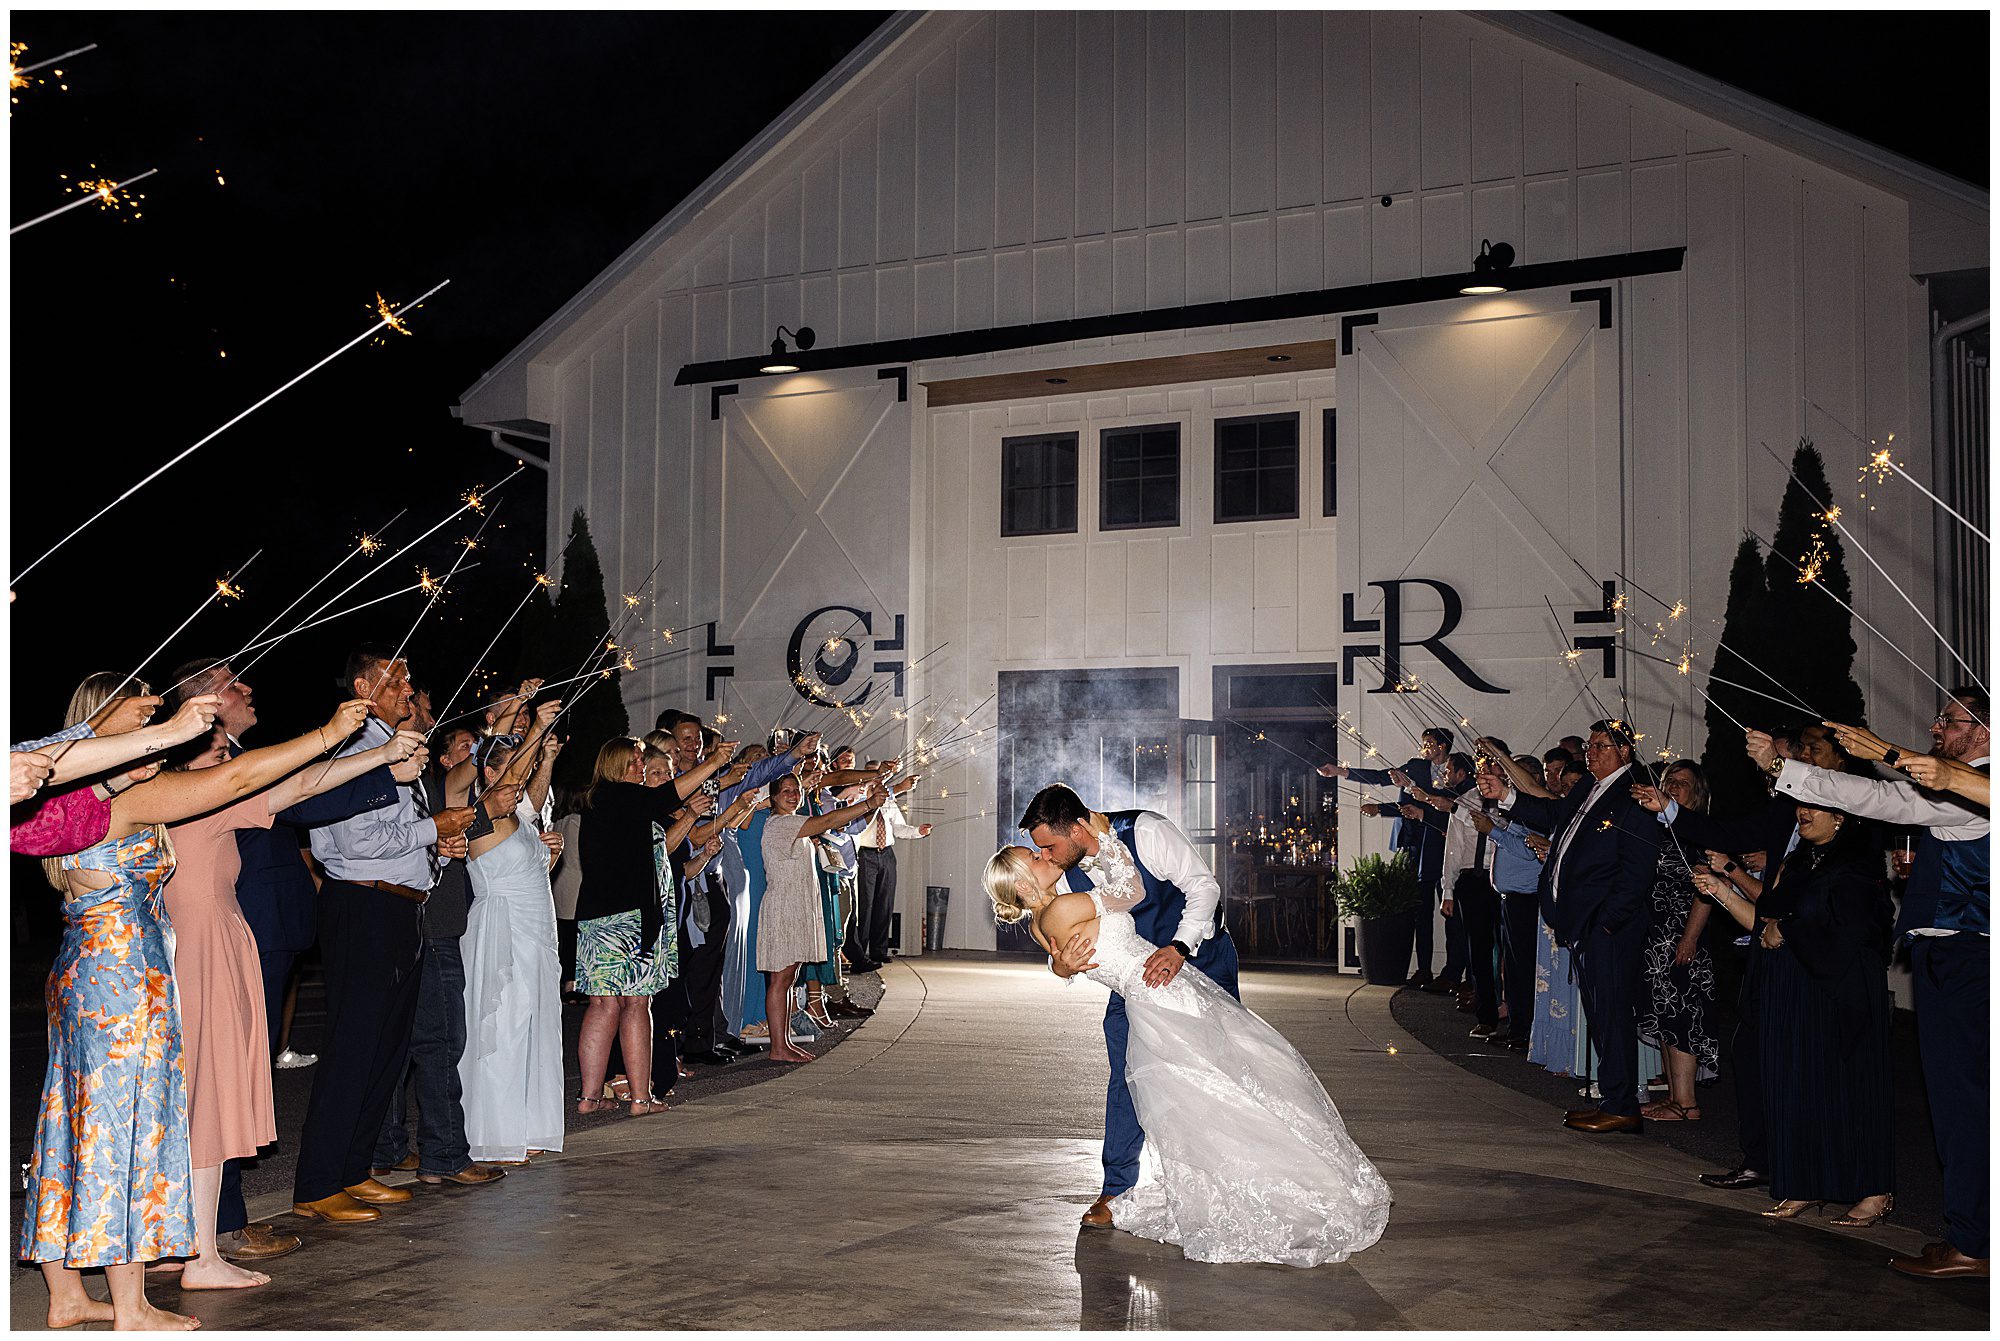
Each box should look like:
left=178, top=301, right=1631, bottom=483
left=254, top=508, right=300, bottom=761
left=48, top=549, right=263, bottom=769
left=12, top=280, right=453, bottom=584
left=1757, top=529, right=1973, bottom=719
left=11, top=166, right=157, bottom=235
left=428, top=567, right=553, bottom=739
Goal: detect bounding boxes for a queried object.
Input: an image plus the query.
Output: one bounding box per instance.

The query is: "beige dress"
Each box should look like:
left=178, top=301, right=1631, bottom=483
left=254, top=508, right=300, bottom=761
left=162, top=794, right=276, bottom=1169
left=756, top=813, right=826, bottom=970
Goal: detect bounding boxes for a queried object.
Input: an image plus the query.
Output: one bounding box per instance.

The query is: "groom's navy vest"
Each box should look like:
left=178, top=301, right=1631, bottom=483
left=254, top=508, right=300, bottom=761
left=1068, top=810, right=1232, bottom=956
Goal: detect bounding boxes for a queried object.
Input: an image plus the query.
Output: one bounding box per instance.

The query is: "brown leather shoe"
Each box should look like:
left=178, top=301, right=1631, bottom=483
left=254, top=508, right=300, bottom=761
left=1889, top=1241, right=1989, bottom=1279
left=1081, top=1195, right=1115, bottom=1228
left=1565, top=1110, right=1643, bottom=1134
left=219, top=1222, right=303, bottom=1262
left=1564, top=1107, right=1602, bottom=1124
left=293, top=1192, right=381, bottom=1223
left=368, top=1153, right=418, bottom=1179
left=420, top=1163, right=506, bottom=1186
left=343, top=1177, right=414, bottom=1204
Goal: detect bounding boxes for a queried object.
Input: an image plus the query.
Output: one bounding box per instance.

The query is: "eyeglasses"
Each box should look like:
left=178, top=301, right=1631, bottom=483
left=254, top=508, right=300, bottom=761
left=1933, top=714, right=1979, bottom=729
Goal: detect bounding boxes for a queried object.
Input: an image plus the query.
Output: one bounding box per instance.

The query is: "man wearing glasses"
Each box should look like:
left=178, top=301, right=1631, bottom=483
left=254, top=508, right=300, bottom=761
left=1479, top=720, right=1663, bottom=1133
left=1756, top=690, right=1989, bottom=1281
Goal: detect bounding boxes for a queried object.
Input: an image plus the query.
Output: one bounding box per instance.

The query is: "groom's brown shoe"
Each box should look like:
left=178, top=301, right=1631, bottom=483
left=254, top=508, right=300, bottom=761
left=1081, top=1195, right=1115, bottom=1228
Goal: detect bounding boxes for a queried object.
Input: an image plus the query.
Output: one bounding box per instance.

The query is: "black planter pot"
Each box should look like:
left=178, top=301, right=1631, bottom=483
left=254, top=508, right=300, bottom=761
left=1356, top=909, right=1419, bottom=985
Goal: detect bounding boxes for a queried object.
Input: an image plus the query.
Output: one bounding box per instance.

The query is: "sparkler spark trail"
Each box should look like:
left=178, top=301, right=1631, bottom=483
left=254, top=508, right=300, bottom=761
left=1803, top=396, right=1991, bottom=544
left=429, top=569, right=552, bottom=740
left=1755, top=439, right=1986, bottom=693
left=11, top=166, right=157, bottom=235
left=222, top=568, right=481, bottom=688
left=12, top=280, right=453, bottom=584
left=1754, top=527, right=1976, bottom=722
left=1615, top=572, right=1820, bottom=719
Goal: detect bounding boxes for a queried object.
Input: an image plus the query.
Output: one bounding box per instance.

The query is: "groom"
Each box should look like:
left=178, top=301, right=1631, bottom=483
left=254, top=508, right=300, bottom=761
left=1022, top=784, right=1240, bottom=1227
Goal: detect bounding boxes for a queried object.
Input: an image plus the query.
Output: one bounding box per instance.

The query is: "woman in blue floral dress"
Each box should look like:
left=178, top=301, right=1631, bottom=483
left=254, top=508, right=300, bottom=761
left=22, top=679, right=371, bottom=1330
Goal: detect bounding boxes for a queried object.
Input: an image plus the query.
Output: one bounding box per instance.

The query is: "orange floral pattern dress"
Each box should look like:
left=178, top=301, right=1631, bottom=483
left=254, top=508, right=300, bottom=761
left=18, top=827, right=196, bottom=1266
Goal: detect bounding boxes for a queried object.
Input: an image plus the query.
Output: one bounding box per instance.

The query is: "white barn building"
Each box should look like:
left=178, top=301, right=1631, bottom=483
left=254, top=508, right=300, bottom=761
left=456, top=11, right=1988, bottom=968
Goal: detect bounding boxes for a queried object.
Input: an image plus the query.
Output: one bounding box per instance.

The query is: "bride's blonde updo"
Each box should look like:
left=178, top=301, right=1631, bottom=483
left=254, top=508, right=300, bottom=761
left=983, top=846, right=1039, bottom=924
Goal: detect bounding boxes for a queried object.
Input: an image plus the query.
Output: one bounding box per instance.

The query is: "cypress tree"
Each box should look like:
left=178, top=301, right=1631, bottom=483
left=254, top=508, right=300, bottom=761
left=534, top=509, right=629, bottom=793
left=1761, top=440, right=1868, bottom=730
left=1703, top=536, right=1774, bottom=817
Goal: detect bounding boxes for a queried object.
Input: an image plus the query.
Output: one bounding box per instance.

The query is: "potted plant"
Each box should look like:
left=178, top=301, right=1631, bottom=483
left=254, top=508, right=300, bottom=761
left=1336, top=851, right=1424, bottom=985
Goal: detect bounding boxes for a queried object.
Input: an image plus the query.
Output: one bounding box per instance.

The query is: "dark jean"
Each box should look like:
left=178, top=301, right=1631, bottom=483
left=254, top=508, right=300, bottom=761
left=373, top=935, right=471, bottom=1176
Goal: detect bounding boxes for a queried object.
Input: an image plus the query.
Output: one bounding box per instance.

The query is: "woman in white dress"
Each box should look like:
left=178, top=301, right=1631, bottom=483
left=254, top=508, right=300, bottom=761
left=985, top=844, right=1392, bottom=1268
left=458, top=701, right=566, bottom=1163
left=757, top=773, right=887, bottom=1064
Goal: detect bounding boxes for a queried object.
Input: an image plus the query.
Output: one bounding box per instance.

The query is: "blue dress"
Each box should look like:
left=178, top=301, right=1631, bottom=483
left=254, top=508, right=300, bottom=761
left=20, top=827, right=197, bottom=1267
left=736, top=809, right=773, bottom=1030
left=1528, top=920, right=1581, bottom=1075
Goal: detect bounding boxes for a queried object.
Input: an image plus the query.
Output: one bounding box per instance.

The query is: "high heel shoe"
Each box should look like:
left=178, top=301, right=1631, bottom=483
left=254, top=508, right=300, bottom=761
left=1829, top=1196, right=1894, bottom=1227
left=1760, top=1199, right=1826, bottom=1220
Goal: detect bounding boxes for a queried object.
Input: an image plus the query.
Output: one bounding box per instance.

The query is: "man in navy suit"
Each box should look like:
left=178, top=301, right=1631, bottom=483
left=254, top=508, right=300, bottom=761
left=1025, top=784, right=1239, bottom=1229
left=1481, top=720, right=1662, bottom=1133
left=164, top=659, right=412, bottom=1262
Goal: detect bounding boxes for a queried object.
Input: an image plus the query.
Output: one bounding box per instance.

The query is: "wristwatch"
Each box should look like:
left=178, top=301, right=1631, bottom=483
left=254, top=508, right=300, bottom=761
left=1764, top=755, right=1785, bottom=778
left=1169, top=939, right=1193, bottom=959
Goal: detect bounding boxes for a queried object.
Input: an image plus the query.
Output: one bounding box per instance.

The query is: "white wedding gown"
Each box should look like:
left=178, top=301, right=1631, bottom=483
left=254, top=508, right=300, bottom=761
left=1079, top=848, right=1392, bottom=1266
left=460, top=802, right=566, bottom=1161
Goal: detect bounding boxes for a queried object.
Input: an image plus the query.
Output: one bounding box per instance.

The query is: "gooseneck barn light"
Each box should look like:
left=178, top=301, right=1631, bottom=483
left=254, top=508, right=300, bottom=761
left=760, top=324, right=817, bottom=374
left=1459, top=240, right=1516, bottom=295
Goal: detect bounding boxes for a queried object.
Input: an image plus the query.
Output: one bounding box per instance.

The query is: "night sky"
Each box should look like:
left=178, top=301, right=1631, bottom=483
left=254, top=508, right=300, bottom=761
left=6, top=9, right=1986, bottom=746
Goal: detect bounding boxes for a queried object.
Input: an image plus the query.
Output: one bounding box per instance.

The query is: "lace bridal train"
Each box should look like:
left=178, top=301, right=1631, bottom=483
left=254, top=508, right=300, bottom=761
left=1080, top=864, right=1392, bottom=1266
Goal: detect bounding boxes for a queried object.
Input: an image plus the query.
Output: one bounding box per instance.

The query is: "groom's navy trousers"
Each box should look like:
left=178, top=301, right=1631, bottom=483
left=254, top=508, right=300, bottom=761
left=1101, top=935, right=1240, bottom=1197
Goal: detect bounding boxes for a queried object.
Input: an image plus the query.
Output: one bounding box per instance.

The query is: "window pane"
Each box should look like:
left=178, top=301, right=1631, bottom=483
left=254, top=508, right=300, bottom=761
left=1260, top=466, right=1297, bottom=516
left=1219, top=472, right=1257, bottom=520
left=1107, top=486, right=1141, bottom=527
left=1214, top=413, right=1298, bottom=523
left=1142, top=479, right=1178, bottom=523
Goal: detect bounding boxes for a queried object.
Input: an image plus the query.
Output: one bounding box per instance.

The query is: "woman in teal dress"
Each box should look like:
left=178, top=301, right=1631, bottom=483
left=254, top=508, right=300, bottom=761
left=736, top=805, right=775, bottom=1041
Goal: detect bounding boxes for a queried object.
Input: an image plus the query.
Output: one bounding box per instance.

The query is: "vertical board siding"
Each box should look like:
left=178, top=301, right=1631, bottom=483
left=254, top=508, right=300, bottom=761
left=1229, top=11, right=1276, bottom=217
left=1033, top=11, right=1077, bottom=245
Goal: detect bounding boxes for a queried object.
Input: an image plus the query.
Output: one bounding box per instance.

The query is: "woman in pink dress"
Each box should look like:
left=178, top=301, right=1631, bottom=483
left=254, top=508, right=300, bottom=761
left=157, top=721, right=424, bottom=1290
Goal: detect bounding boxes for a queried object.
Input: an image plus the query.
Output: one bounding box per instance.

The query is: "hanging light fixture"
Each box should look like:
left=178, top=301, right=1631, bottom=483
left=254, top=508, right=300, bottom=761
left=760, top=324, right=816, bottom=374
left=1460, top=239, right=1515, bottom=295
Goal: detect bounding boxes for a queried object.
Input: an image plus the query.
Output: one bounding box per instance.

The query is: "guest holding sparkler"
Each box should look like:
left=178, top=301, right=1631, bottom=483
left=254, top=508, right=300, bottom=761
left=1479, top=722, right=1662, bottom=1133
left=459, top=702, right=566, bottom=1165
left=291, top=647, right=479, bottom=1226
left=163, top=657, right=411, bottom=1262
left=1632, top=733, right=1803, bottom=1193
left=1693, top=799, right=1895, bottom=1229
left=854, top=762, right=933, bottom=970
left=1766, top=696, right=1989, bottom=1279
left=21, top=675, right=368, bottom=1330
left=1633, top=761, right=1718, bottom=1123
left=157, top=716, right=423, bottom=1289
left=760, top=773, right=889, bottom=1064
left=573, top=736, right=734, bottom=1115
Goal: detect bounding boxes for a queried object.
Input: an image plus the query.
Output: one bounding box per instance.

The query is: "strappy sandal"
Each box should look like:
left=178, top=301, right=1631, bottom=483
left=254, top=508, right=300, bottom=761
left=1830, top=1196, right=1894, bottom=1227
left=602, top=1075, right=633, bottom=1102
left=576, top=1096, right=611, bottom=1114
left=1640, top=1100, right=1701, bottom=1121
left=628, top=1095, right=670, bottom=1116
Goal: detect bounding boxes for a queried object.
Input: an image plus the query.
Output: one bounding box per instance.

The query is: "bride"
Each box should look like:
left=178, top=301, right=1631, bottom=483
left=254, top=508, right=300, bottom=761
left=984, top=844, right=1392, bottom=1268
